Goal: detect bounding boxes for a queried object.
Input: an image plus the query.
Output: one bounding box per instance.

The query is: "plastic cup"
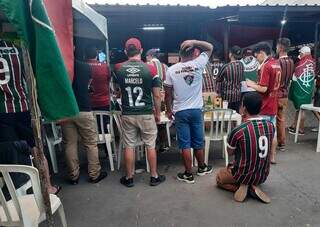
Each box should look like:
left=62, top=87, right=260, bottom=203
left=222, top=100, right=229, bottom=109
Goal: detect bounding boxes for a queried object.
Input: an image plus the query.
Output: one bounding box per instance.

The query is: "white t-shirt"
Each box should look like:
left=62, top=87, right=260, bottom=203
left=165, top=52, right=209, bottom=113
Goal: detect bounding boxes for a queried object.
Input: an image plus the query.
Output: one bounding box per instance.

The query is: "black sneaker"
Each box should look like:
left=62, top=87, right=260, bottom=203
left=150, top=175, right=166, bottom=186
left=277, top=145, right=285, bottom=152
left=197, top=164, right=213, bottom=176
left=89, top=171, right=108, bottom=184
left=69, top=177, right=79, bottom=185
left=120, top=176, right=134, bottom=187
left=177, top=172, right=195, bottom=184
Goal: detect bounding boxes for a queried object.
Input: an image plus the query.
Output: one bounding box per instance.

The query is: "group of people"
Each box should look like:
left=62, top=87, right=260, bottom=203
left=0, top=35, right=317, bottom=204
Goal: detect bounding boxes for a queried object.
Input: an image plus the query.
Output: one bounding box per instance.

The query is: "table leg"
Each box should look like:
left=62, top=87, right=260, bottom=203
left=166, top=122, right=171, bottom=147
left=317, top=121, right=320, bottom=153
left=295, top=109, right=302, bottom=143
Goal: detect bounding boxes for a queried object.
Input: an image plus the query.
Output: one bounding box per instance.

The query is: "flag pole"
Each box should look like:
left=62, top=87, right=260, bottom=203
left=22, top=45, right=54, bottom=227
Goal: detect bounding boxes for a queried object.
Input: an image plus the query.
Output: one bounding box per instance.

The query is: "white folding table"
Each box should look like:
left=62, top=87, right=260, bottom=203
left=295, top=103, right=320, bottom=153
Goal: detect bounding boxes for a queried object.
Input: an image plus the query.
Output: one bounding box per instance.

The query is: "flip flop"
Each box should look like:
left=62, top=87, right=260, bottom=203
left=53, top=185, right=62, bottom=195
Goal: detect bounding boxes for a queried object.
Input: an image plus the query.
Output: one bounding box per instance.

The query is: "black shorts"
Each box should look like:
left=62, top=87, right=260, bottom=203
left=0, top=111, right=35, bottom=148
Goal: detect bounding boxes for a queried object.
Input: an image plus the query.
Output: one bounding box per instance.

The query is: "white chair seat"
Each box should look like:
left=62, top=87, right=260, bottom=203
left=0, top=194, right=61, bottom=223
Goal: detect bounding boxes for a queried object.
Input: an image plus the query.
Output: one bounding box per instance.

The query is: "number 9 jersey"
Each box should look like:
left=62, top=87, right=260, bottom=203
left=227, top=118, right=275, bottom=186
left=114, top=60, right=161, bottom=115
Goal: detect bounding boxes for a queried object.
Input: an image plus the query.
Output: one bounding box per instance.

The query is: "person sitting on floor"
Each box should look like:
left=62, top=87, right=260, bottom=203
left=216, top=92, right=275, bottom=203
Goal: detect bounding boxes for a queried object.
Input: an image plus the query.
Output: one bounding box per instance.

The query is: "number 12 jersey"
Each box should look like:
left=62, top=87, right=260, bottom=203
left=114, top=60, right=161, bottom=115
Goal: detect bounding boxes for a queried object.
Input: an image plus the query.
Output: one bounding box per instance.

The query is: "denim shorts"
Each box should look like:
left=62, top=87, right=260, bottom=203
left=175, top=109, right=204, bottom=150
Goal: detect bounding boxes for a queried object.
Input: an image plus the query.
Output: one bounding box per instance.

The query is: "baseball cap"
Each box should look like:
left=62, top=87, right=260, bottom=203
left=299, top=46, right=311, bottom=54
left=125, top=38, right=142, bottom=51
left=146, top=48, right=159, bottom=57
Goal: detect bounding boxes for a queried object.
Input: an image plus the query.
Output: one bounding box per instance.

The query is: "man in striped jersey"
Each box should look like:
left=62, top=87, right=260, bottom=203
left=216, top=46, right=245, bottom=113
left=276, top=38, right=295, bottom=152
left=216, top=92, right=274, bottom=203
left=0, top=39, right=60, bottom=194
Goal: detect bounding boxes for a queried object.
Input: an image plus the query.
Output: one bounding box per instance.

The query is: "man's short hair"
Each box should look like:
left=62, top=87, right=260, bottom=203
left=243, top=92, right=262, bottom=115
left=253, top=42, right=272, bottom=56
left=230, top=46, right=242, bottom=60
left=277, top=38, right=291, bottom=52
left=126, top=45, right=140, bottom=57
left=179, top=47, right=197, bottom=58
left=85, top=46, right=98, bottom=59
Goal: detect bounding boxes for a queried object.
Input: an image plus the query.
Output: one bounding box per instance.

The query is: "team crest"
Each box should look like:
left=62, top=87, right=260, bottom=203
left=296, top=62, right=315, bottom=94
left=184, top=75, right=194, bottom=85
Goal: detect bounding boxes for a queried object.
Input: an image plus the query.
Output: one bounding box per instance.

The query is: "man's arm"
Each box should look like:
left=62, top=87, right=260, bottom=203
left=164, top=85, right=173, bottom=120
left=152, top=87, right=161, bottom=123
left=246, top=79, right=268, bottom=93
left=181, top=40, right=213, bottom=57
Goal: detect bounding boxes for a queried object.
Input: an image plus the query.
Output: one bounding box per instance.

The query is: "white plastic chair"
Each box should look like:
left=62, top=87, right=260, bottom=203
left=44, top=122, right=62, bottom=174
left=203, top=109, right=233, bottom=165
left=114, top=113, right=150, bottom=173
left=0, top=165, right=67, bottom=227
left=92, top=111, right=117, bottom=171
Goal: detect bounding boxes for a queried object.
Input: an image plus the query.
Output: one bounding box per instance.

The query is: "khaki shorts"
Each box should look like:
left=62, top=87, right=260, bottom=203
left=121, top=114, right=158, bottom=149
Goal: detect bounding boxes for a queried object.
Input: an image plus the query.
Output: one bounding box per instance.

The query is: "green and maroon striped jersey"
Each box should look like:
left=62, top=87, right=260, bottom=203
left=227, top=118, right=275, bottom=185
left=216, top=60, right=244, bottom=103
left=0, top=40, right=28, bottom=113
left=114, top=59, right=161, bottom=115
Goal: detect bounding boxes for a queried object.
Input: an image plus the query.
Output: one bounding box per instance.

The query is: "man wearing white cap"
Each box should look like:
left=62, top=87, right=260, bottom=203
left=288, top=46, right=316, bottom=135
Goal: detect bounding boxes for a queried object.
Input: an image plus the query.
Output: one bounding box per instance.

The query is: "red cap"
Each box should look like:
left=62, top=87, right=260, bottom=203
left=125, top=38, right=142, bottom=51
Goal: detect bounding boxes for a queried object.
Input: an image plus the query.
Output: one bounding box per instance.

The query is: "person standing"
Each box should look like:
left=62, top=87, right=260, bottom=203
left=86, top=46, right=110, bottom=111
left=240, top=48, right=259, bottom=95
left=61, top=59, right=107, bottom=185
left=246, top=42, right=281, bottom=164
left=114, top=38, right=166, bottom=187
left=146, top=48, right=170, bottom=152
left=217, top=46, right=244, bottom=113
left=0, top=39, right=60, bottom=194
left=216, top=92, right=274, bottom=203
left=288, top=46, right=316, bottom=135
left=164, top=40, right=213, bottom=184
left=276, top=38, right=295, bottom=151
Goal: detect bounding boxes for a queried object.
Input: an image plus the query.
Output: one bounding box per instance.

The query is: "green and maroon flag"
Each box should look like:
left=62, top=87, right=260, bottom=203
left=0, top=0, right=79, bottom=121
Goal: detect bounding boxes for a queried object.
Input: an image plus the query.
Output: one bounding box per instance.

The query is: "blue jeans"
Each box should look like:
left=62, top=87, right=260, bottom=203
left=175, top=109, right=204, bottom=150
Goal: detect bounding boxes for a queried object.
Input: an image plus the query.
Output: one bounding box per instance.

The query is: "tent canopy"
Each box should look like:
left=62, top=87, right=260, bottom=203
left=72, top=0, right=108, bottom=41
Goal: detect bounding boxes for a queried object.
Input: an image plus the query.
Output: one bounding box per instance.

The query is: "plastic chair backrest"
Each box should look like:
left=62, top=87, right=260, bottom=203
left=0, top=165, right=44, bottom=226
left=51, top=123, right=61, bottom=141
left=204, top=109, right=233, bottom=140
left=92, top=111, right=114, bottom=144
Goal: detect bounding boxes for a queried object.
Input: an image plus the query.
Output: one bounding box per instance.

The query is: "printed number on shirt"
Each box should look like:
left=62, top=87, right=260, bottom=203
left=258, top=136, right=268, bottom=158
left=0, top=58, right=10, bottom=85
left=274, top=71, right=281, bottom=91
left=125, top=86, right=145, bottom=107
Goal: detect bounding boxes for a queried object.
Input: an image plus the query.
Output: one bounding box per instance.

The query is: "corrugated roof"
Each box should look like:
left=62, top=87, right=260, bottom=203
left=261, top=0, right=319, bottom=6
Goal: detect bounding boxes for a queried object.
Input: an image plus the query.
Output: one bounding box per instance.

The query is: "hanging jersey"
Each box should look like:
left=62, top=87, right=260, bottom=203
left=228, top=118, right=275, bottom=185
left=0, top=40, right=28, bottom=113
left=114, top=59, right=161, bottom=115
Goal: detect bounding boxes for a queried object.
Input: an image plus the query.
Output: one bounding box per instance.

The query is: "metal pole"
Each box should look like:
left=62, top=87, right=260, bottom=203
left=315, top=22, right=319, bottom=87
left=224, top=22, right=230, bottom=61
left=22, top=46, right=54, bottom=227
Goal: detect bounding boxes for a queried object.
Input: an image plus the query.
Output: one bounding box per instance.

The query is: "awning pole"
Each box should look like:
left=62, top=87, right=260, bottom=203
left=224, top=22, right=230, bottom=61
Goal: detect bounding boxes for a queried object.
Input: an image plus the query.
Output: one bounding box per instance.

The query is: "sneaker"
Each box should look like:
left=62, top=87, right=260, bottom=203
left=69, top=177, right=79, bottom=185
left=197, top=164, right=213, bottom=176
left=288, top=127, right=305, bottom=136
left=234, top=184, right=248, bottom=202
left=277, top=145, right=285, bottom=152
left=177, top=172, right=195, bottom=184
left=120, top=176, right=134, bottom=187
left=89, top=171, right=108, bottom=184
left=150, top=175, right=166, bottom=186
left=311, top=128, right=318, bottom=132
left=249, top=185, right=271, bottom=204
